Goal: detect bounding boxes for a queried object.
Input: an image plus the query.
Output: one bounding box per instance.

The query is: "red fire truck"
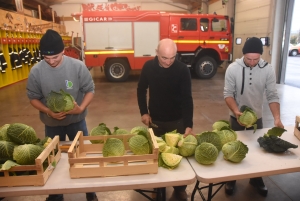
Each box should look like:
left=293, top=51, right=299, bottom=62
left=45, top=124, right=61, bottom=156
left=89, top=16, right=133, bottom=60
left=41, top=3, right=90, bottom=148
left=80, top=10, right=233, bottom=82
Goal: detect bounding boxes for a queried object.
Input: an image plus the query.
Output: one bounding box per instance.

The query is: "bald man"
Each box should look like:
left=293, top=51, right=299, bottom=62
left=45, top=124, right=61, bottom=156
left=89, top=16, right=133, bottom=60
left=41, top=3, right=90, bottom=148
left=137, top=38, right=193, bottom=201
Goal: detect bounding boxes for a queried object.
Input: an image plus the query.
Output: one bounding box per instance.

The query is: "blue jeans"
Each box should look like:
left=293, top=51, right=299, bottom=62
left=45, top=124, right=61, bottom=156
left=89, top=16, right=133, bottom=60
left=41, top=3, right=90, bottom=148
left=45, top=119, right=88, bottom=141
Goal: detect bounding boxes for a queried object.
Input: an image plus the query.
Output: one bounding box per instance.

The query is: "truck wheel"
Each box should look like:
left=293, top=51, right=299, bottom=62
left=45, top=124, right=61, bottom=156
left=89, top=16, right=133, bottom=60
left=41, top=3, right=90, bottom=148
left=290, top=50, right=298, bottom=56
left=194, top=56, right=218, bottom=79
left=104, top=59, right=130, bottom=82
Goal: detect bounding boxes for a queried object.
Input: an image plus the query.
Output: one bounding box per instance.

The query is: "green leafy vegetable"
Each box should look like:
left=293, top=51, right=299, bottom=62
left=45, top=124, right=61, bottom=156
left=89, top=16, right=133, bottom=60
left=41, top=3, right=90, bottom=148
left=222, top=140, right=248, bottom=163
left=89, top=123, right=111, bottom=144
left=1, top=160, right=19, bottom=170
left=46, top=89, right=75, bottom=112
left=194, top=142, right=219, bottom=165
left=212, top=120, right=230, bottom=131
left=130, top=126, right=149, bottom=135
left=159, top=153, right=182, bottom=169
left=102, top=138, right=125, bottom=157
left=257, top=127, right=297, bottom=153
left=258, top=135, right=298, bottom=153
left=0, top=124, right=11, bottom=141
left=13, top=144, right=44, bottom=165
left=7, top=123, right=38, bottom=145
left=216, top=127, right=237, bottom=147
left=164, top=133, right=181, bottom=147
left=238, top=105, right=258, bottom=132
left=128, top=135, right=151, bottom=155
left=112, top=127, right=129, bottom=135
left=0, top=141, right=16, bottom=161
left=196, top=131, right=222, bottom=152
left=178, top=135, right=198, bottom=157
left=264, top=127, right=287, bottom=137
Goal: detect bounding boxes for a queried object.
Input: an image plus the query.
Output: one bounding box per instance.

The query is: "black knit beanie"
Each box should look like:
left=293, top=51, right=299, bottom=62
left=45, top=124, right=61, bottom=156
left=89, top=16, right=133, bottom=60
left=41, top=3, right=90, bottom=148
left=40, top=29, right=64, bottom=55
left=242, top=37, right=263, bottom=55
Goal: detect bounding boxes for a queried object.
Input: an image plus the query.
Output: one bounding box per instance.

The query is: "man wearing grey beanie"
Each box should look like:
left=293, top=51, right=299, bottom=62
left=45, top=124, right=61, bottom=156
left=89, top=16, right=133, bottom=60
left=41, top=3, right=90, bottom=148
left=223, top=37, right=284, bottom=196
left=26, top=29, right=97, bottom=201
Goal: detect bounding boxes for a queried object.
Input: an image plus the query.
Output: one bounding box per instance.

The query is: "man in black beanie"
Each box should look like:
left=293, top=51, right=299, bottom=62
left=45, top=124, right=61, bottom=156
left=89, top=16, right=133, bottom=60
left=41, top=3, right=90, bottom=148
left=223, top=37, right=284, bottom=196
left=26, top=29, right=98, bottom=201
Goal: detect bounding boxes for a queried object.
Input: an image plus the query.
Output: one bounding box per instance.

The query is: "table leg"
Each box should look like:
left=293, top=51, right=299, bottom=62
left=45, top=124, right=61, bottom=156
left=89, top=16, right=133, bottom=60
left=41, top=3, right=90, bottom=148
left=191, top=180, right=199, bottom=201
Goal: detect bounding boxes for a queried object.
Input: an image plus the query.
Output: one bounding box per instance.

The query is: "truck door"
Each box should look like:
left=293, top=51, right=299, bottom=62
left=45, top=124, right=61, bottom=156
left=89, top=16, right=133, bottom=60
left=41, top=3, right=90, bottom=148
left=199, top=18, right=210, bottom=48
left=170, top=16, right=199, bottom=52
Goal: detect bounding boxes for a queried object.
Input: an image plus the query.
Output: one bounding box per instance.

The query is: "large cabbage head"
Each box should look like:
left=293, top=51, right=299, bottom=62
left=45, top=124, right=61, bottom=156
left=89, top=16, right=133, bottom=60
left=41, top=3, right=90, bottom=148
left=0, top=141, right=16, bottom=162
left=178, top=135, right=198, bottom=157
left=13, top=144, right=44, bottom=165
left=196, top=131, right=222, bottom=152
left=216, top=127, right=237, bottom=147
left=7, top=123, right=38, bottom=145
left=112, top=127, right=129, bottom=135
left=102, top=138, right=125, bottom=157
left=46, top=89, right=75, bottom=112
left=194, top=142, right=219, bottom=165
left=158, top=153, right=182, bottom=170
left=0, top=124, right=11, bottom=141
left=129, top=135, right=150, bottom=155
left=130, top=126, right=149, bottom=135
left=89, top=123, right=111, bottom=144
left=222, top=140, right=248, bottom=163
left=212, top=120, right=230, bottom=131
left=238, top=105, right=258, bottom=132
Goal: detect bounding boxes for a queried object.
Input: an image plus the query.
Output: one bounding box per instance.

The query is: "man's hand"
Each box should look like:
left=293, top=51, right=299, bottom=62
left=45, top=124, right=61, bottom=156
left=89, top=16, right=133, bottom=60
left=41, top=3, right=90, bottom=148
left=141, top=114, right=151, bottom=126
left=183, top=127, right=194, bottom=137
left=48, top=111, right=67, bottom=120
left=274, top=119, right=284, bottom=128
left=66, top=102, right=84, bottom=115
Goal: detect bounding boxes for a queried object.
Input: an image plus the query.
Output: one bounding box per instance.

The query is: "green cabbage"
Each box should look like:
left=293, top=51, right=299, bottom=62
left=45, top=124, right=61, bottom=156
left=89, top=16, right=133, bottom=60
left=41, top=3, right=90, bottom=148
left=128, top=135, right=150, bottom=155
left=194, top=142, right=219, bottom=165
left=130, top=126, right=149, bottom=135
left=0, top=124, right=11, bottom=141
left=0, top=141, right=16, bottom=162
left=196, top=131, right=222, bottom=152
left=164, top=133, right=181, bottom=147
left=212, top=120, right=230, bottom=131
left=157, top=141, right=167, bottom=152
left=238, top=105, right=258, bottom=132
left=178, top=135, right=198, bottom=157
left=7, top=123, right=38, bottom=145
left=112, top=127, right=129, bottom=135
left=162, top=146, right=179, bottom=155
left=222, top=140, right=248, bottom=163
left=159, top=153, right=182, bottom=169
left=102, top=138, right=125, bottom=157
left=46, top=89, right=75, bottom=112
left=13, top=144, right=44, bottom=165
left=216, top=127, right=237, bottom=147
left=89, top=123, right=111, bottom=144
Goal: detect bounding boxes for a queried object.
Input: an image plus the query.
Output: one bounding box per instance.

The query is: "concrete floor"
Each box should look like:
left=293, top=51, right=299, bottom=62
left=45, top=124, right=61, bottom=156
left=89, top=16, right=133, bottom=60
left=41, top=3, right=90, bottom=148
left=1, top=66, right=300, bottom=201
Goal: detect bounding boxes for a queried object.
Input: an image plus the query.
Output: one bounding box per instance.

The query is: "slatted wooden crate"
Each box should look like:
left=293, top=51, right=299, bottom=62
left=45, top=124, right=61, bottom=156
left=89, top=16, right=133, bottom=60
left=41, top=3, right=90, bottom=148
left=0, top=136, right=61, bottom=187
left=68, top=128, right=159, bottom=178
left=294, top=116, right=300, bottom=140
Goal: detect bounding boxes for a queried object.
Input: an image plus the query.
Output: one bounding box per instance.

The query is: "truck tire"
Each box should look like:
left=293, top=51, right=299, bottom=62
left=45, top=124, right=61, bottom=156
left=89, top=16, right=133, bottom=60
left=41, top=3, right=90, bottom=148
left=194, top=56, right=218, bottom=79
left=104, top=59, right=130, bottom=82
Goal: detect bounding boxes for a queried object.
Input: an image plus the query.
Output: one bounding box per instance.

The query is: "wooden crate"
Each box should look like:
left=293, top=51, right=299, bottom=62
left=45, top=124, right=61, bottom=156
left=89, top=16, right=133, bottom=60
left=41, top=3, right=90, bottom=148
left=68, top=129, right=159, bottom=178
left=0, top=136, right=61, bottom=187
left=294, top=116, right=300, bottom=140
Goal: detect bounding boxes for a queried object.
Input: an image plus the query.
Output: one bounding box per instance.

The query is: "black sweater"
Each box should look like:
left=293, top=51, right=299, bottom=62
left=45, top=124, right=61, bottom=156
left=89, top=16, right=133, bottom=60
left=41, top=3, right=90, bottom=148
left=137, top=56, right=193, bottom=129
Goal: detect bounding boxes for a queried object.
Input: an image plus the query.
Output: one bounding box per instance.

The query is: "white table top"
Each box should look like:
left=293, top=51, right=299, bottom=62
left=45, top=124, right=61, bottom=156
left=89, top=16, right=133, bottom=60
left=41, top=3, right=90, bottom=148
left=188, top=126, right=300, bottom=184
left=0, top=153, right=196, bottom=197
